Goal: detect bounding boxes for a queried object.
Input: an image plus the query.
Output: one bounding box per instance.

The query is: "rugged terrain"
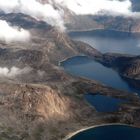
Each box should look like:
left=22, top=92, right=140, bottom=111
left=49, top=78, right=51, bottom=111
left=0, top=13, right=140, bottom=140
left=97, top=53, right=140, bottom=88
left=38, top=0, right=140, bottom=33
left=65, top=14, right=140, bottom=33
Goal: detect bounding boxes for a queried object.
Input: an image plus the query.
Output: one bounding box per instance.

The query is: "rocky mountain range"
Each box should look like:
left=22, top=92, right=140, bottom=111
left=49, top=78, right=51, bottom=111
left=0, top=12, right=139, bottom=140
left=0, top=0, right=140, bottom=140
left=65, top=14, right=140, bottom=32
left=36, top=0, right=140, bottom=32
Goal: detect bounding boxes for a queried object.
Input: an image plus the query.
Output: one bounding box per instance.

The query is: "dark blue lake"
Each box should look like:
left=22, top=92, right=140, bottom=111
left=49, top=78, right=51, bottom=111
left=70, top=125, right=140, bottom=140
left=69, top=30, right=140, bottom=55
left=64, top=30, right=140, bottom=139
left=62, top=56, right=140, bottom=94
left=85, top=94, right=125, bottom=112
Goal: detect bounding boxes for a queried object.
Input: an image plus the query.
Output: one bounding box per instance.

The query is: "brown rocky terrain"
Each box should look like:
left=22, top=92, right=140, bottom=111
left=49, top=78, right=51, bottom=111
left=0, top=13, right=140, bottom=140
left=1, top=75, right=140, bottom=140
left=98, top=53, right=140, bottom=79
left=66, top=14, right=140, bottom=33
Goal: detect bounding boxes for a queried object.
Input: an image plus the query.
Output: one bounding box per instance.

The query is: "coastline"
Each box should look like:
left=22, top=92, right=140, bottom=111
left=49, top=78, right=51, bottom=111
left=58, top=55, right=86, bottom=66
left=63, top=123, right=140, bottom=140
left=67, top=28, right=140, bottom=34
left=59, top=55, right=140, bottom=94
left=60, top=30, right=140, bottom=140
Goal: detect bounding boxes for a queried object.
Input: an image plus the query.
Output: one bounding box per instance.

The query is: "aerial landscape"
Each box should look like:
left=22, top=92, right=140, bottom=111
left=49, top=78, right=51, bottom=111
left=0, top=0, right=140, bottom=140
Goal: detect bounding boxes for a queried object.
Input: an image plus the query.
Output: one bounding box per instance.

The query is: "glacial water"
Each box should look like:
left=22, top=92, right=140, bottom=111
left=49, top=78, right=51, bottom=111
left=70, top=125, right=140, bottom=140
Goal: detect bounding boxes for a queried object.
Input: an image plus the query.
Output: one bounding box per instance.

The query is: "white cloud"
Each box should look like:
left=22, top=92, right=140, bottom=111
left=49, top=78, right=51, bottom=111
left=54, top=0, right=132, bottom=15
left=0, top=0, right=136, bottom=29
left=0, top=20, right=30, bottom=42
left=0, top=0, right=65, bottom=30
left=0, top=66, right=32, bottom=78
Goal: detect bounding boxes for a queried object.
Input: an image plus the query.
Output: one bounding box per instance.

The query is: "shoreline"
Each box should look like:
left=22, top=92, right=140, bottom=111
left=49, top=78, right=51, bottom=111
left=58, top=55, right=86, bottom=66
left=67, top=28, right=140, bottom=34
left=60, top=31, right=140, bottom=140
left=59, top=55, right=139, bottom=94
left=63, top=123, right=140, bottom=140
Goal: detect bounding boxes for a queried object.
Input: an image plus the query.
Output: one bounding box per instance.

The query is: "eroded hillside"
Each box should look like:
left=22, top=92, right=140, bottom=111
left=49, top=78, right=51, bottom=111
left=0, top=13, right=139, bottom=140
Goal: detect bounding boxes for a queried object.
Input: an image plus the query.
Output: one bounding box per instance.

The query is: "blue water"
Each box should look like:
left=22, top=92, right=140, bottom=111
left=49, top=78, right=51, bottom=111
left=64, top=30, right=140, bottom=140
left=62, top=56, right=140, bottom=94
left=85, top=94, right=126, bottom=112
left=70, top=125, right=140, bottom=140
left=69, top=30, right=140, bottom=55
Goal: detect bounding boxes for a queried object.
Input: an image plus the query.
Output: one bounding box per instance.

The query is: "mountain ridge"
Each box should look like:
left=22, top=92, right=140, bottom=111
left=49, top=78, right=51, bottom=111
left=0, top=9, right=139, bottom=140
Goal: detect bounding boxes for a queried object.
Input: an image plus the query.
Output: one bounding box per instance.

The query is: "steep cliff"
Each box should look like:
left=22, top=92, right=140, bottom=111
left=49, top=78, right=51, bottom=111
left=98, top=53, right=140, bottom=86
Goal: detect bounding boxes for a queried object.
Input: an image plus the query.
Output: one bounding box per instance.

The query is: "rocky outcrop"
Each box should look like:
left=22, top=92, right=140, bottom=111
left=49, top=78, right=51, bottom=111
left=0, top=12, right=50, bottom=29
left=97, top=53, right=140, bottom=88
left=122, top=58, right=140, bottom=78
left=0, top=78, right=139, bottom=140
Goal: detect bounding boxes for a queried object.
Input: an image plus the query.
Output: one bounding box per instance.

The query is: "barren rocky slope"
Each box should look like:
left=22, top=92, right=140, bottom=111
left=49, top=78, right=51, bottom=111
left=99, top=53, right=140, bottom=79
left=0, top=13, right=140, bottom=140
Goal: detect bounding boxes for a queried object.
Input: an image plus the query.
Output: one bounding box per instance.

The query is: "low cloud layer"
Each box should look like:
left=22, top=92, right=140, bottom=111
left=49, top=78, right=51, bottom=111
left=0, top=0, right=65, bottom=30
left=0, top=0, right=137, bottom=29
left=0, top=20, right=30, bottom=42
left=0, top=66, right=32, bottom=78
left=54, top=0, right=132, bottom=15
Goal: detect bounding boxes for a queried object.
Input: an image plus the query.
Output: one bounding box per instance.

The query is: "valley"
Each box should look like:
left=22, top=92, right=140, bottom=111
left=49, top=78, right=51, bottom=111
left=0, top=5, right=140, bottom=140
